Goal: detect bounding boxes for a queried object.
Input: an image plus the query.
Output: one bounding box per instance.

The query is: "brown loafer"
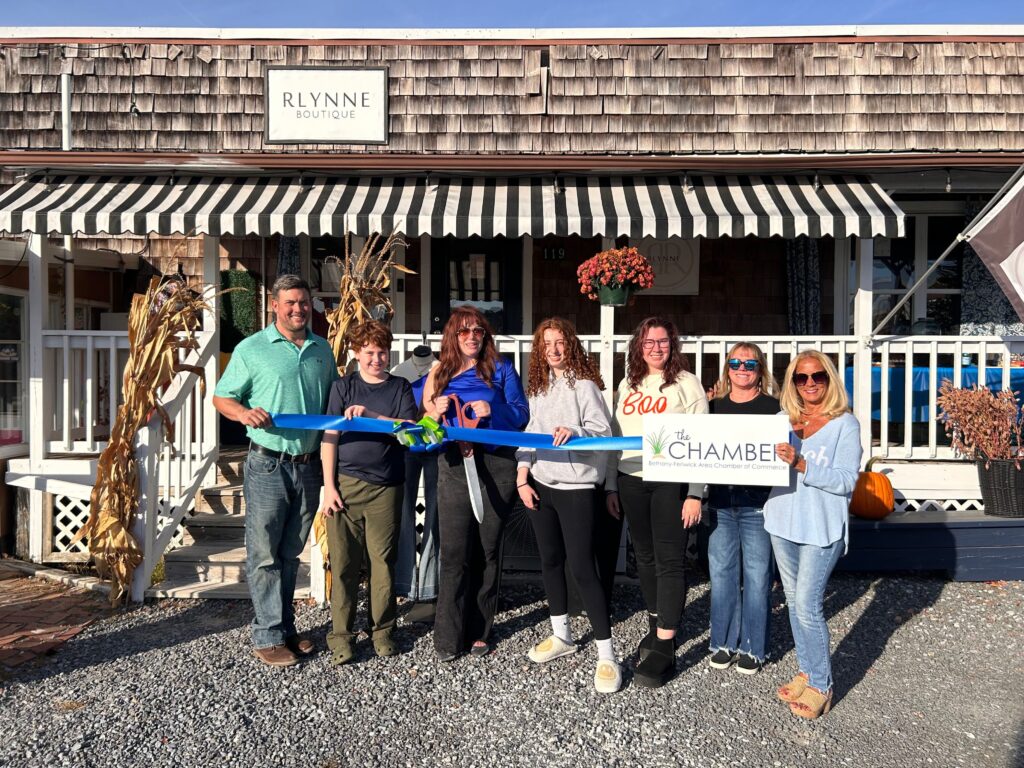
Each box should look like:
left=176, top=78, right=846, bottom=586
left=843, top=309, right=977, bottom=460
left=286, top=635, right=316, bottom=657
left=253, top=644, right=299, bottom=667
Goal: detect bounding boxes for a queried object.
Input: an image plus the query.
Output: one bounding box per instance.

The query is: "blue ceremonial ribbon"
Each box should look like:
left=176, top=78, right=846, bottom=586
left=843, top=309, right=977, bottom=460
left=269, top=414, right=643, bottom=452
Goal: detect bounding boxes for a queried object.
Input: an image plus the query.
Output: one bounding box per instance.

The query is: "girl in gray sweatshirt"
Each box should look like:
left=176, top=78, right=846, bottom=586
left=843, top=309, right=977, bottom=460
left=515, top=317, right=621, bottom=694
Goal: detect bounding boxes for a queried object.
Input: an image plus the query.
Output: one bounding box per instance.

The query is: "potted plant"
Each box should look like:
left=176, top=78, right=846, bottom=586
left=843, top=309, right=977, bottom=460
left=576, top=246, right=655, bottom=307
left=937, top=380, right=1024, bottom=518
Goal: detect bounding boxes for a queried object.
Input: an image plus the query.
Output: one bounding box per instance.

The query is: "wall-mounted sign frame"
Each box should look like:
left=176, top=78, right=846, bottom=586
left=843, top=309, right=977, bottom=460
left=630, top=237, right=700, bottom=295
left=264, top=66, right=389, bottom=145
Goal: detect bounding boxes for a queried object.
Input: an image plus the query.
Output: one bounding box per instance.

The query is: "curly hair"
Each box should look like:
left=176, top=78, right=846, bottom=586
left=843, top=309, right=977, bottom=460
left=526, top=317, right=604, bottom=397
left=429, top=306, right=501, bottom=402
left=625, top=316, right=687, bottom=392
left=346, top=319, right=393, bottom=352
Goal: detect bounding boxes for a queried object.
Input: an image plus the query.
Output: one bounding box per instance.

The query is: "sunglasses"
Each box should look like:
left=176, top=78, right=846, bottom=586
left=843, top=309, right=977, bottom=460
left=457, top=326, right=486, bottom=339
left=792, top=371, right=830, bottom=387
left=728, top=358, right=759, bottom=371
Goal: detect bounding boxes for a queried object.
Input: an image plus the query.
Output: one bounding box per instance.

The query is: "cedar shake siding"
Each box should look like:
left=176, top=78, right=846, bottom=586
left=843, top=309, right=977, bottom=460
left=0, top=40, right=1022, bottom=156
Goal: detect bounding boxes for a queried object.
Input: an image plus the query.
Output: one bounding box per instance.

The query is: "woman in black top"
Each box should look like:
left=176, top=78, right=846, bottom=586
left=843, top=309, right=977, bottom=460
left=706, top=342, right=779, bottom=675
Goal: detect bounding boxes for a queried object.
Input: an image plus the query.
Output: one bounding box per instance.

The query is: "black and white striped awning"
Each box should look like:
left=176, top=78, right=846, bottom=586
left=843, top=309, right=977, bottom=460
left=0, top=173, right=904, bottom=239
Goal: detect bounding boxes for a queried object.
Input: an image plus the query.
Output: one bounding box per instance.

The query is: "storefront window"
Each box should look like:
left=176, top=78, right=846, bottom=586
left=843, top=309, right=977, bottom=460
left=850, top=212, right=963, bottom=334
left=0, top=293, right=25, bottom=447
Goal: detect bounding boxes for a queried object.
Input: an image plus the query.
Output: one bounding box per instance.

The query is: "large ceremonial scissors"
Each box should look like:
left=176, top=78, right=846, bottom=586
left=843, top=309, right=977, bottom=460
left=445, top=394, right=485, bottom=524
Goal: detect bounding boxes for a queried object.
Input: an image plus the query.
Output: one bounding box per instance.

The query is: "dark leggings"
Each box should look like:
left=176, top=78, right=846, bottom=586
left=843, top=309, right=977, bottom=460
left=434, top=446, right=517, bottom=655
left=618, top=472, right=689, bottom=630
left=527, top=485, right=612, bottom=641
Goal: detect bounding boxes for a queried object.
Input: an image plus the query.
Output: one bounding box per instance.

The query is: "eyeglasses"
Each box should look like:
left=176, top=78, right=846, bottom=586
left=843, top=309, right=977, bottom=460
left=792, top=371, right=830, bottom=387
left=641, top=338, right=672, bottom=350
left=728, top=358, right=759, bottom=371
left=457, top=326, right=486, bottom=339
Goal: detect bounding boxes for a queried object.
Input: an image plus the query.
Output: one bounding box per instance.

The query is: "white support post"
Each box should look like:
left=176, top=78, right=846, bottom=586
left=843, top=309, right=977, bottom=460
left=852, top=237, right=875, bottom=466
left=62, top=72, right=74, bottom=335
left=599, top=236, right=616, bottom=411
left=130, top=424, right=160, bottom=602
left=27, top=234, right=48, bottom=562
left=202, top=236, right=220, bottom=486
left=600, top=305, right=615, bottom=412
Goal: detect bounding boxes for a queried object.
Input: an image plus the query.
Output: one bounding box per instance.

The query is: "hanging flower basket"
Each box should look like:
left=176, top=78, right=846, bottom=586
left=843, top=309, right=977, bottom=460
left=597, top=284, right=632, bottom=307
left=576, top=246, right=655, bottom=306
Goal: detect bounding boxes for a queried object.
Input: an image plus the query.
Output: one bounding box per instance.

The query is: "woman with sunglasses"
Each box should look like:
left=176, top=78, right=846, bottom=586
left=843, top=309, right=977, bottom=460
left=421, top=307, right=529, bottom=661
left=515, top=317, right=621, bottom=693
left=606, top=316, right=708, bottom=688
left=766, top=350, right=861, bottom=719
left=706, top=343, right=779, bottom=676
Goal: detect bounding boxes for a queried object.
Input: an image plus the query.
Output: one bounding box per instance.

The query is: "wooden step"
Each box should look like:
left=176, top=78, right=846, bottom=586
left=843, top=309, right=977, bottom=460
left=216, top=447, right=247, bottom=485
left=163, top=542, right=311, bottom=583
left=147, top=577, right=311, bottom=600
left=841, top=507, right=1024, bottom=581
left=195, top=483, right=245, bottom=515
left=181, top=512, right=246, bottom=544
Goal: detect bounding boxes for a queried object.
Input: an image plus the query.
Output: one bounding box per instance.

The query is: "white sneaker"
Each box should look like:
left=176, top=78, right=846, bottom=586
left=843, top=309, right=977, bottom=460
left=594, top=659, right=622, bottom=693
left=527, top=635, right=577, bottom=664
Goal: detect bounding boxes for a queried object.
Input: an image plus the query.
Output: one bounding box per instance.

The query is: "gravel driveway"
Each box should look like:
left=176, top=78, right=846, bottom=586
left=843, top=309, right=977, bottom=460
left=1, top=574, right=1021, bottom=768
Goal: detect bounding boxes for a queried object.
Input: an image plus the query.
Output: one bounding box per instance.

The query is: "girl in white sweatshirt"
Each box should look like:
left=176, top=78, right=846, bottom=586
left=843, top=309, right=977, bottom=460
left=516, top=317, right=621, bottom=694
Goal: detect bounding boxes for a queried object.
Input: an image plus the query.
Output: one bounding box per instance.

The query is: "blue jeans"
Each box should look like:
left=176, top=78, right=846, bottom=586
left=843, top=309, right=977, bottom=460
left=243, top=450, right=321, bottom=649
left=708, top=506, right=773, bottom=662
left=395, top=451, right=439, bottom=601
left=770, top=534, right=845, bottom=692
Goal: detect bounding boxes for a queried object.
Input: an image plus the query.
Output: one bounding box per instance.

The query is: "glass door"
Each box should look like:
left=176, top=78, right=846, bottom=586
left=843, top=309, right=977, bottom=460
left=430, top=237, right=523, bottom=334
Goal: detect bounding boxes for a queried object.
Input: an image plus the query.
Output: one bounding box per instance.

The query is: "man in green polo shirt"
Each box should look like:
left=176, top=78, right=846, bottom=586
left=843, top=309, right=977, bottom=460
left=213, top=274, right=338, bottom=667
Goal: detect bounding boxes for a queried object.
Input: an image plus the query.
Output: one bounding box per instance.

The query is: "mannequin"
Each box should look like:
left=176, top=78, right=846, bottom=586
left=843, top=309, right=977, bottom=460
left=391, top=345, right=441, bottom=623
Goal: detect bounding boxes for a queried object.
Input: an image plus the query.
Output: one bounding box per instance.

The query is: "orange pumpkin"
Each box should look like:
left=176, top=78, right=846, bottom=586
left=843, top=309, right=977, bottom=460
left=850, top=457, right=895, bottom=520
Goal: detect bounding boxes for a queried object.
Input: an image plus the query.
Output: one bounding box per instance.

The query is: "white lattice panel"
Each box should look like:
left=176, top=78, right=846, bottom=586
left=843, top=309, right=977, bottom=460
left=51, top=496, right=90, bottom=554
left=895, top=498, right=985, bottom=514
left=50, top=496, right=185, bottom=554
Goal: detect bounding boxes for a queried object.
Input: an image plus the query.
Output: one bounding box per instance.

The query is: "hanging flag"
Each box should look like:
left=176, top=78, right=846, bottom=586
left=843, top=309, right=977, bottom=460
left=963, top=165, right=1024, bottom=322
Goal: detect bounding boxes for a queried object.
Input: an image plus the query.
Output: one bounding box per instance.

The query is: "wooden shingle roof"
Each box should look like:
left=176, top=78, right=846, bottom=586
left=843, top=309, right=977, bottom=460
left=0, top=39, right=1022, bottom=155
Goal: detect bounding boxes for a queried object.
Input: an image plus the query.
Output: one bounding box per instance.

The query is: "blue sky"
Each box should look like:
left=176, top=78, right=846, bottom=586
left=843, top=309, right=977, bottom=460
left=4, top=0, right=1024, bottom=29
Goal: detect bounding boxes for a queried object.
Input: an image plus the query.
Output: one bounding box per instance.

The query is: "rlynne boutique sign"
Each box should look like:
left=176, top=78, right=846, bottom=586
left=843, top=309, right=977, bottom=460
left=265, top=66, right=388, bottom=145
left=642, top=413, right=791, bottom=486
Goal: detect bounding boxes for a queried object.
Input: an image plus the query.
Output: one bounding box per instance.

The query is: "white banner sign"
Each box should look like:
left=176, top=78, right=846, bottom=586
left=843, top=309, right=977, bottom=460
left=642, top=413, right=791, bottom=486
left=265, top=67, right=388, bottom=144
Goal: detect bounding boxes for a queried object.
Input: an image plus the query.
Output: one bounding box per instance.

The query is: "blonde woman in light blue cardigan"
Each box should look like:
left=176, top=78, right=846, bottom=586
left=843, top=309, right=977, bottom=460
left=767, top=350, right=862, bottom=721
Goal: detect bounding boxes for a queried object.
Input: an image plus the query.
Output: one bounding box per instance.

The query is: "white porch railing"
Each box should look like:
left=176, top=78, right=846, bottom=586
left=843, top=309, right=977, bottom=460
left=41, top=330, right=131, bottom=455
left=392, top=333, right=1024, bottom=462
left=129, top=326, right=220, bottom=601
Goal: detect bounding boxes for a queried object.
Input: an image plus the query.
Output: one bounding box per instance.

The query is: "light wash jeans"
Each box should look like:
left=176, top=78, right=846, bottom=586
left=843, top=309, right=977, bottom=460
left=243, top=450, right=321, bottom=649
left=770, top=534, right=845, bottom=692
left=395, top=451, right=439, bottom=601
left=708, top=506, right=773, bottom=662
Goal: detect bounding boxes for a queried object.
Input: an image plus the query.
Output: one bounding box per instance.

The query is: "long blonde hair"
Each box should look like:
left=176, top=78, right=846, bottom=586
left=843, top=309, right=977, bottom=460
left=779, top=350, right=850, bottom=423
left=712, top=342, right=778, bottom=400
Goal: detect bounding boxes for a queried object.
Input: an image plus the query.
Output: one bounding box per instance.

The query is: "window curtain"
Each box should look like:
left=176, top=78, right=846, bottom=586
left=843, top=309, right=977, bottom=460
left=276, top=235, right=301, bottom=277
left=786, top=236, right=821, bottom=335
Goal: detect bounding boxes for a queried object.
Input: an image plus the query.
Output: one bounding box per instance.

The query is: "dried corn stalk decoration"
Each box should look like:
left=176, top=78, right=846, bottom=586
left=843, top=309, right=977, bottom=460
left=78, top=275, right=211, bottom=604
left=324, top=230, right=413, bottom=376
